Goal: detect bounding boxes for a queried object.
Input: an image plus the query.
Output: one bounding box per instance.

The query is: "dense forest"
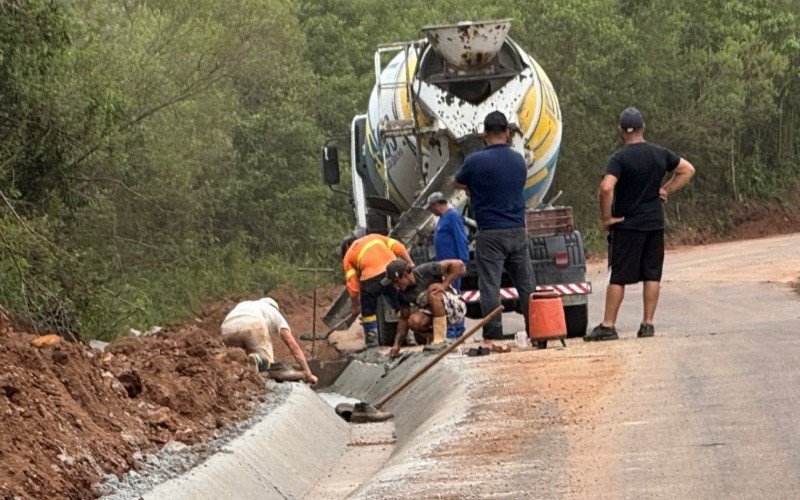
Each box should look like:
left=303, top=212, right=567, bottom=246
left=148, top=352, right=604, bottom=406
left=1, top=0, right=798, bottom=339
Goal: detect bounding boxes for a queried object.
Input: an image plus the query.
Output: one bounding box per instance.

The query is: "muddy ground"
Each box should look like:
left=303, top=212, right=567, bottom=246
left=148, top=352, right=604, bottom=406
left=0, top=286, right=341, bottom=499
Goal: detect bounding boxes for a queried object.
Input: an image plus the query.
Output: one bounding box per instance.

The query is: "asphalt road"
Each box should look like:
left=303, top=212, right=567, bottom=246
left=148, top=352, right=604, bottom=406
left=357, top=233, right=800, bottom=499
left=567, top=233, right=800, bottom=498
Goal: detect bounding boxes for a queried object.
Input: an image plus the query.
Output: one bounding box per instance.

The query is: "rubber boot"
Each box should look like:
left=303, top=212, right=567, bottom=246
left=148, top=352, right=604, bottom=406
left=423, top=316, right=448, bottom=352
left=405, top=330, right=418, bottom=346
left=364, top=326, right=379, bottom=348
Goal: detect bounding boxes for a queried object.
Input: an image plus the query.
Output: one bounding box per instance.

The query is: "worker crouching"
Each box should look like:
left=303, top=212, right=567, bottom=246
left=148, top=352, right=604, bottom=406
left=341, top=231, right=414, bottom=348
left=385, top=259, right=467, bottom=357
left=220, top=297, right=318, bottom=385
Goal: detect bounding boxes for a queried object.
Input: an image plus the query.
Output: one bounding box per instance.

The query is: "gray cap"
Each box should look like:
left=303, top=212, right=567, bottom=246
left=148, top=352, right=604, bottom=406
left=619, top=107, right=644, bottom=133
left=426, top=192, right=447, bottom=208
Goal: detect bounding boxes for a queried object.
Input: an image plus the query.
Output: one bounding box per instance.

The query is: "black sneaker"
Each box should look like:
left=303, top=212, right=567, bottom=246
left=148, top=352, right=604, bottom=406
left=584, top=324, right=619, bottom=342
left=637, top=323, right=655, bottom=338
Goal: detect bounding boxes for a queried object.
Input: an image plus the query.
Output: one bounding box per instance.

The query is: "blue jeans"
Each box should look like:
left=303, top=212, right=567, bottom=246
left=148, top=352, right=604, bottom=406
left=475, top=228, right=535, bottom=337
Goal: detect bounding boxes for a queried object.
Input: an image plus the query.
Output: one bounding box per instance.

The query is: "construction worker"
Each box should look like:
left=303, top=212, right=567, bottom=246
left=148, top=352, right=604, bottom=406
left=385, top=259, right=467, bottom=357
left=220, top=297, right=318, bottom=385
left=342, top=230, right=414, bottom=347
left=426, top=192, right=470, bottom=338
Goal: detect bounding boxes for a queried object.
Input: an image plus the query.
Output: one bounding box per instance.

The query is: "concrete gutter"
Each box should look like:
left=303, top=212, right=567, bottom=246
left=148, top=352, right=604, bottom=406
left=145, top=384, right=348, bottom=499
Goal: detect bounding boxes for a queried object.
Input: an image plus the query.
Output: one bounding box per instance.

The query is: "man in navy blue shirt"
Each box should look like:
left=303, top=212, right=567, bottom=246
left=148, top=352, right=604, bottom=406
left=427, top=192, right=469, bottom=338
left=454, top=111, right=535, bottom=340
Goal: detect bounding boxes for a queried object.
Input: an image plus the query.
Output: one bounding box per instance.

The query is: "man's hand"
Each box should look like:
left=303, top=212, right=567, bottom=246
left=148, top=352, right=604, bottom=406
left=602, top=216, right=625, bottom=232
left=659, top=187, right=668, bottom=203
left=350, top=301, right=361, bottom=317
left=389, top=344, right=401, bottom=358
left=305, top=371, right=318, bottom=386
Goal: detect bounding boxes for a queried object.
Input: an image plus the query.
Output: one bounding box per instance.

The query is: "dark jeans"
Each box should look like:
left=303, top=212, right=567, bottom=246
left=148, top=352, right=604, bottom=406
left=475, top=227, right=535, bottom=337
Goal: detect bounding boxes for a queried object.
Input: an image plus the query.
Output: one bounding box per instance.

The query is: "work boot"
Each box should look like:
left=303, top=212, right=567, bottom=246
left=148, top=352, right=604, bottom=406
left=265, top=363, right=306, bottom=382
left=584, top=324, right=619, bottom=342
left=405, top=330, right=418, bottom=347
left=637, top=323, right=655, bottom=338
left=349, top=402, right=394, bottom=423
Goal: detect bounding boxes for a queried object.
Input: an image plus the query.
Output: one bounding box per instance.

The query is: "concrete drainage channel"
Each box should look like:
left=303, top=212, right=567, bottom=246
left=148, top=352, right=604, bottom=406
left=102, top=352, right=465, bottom=499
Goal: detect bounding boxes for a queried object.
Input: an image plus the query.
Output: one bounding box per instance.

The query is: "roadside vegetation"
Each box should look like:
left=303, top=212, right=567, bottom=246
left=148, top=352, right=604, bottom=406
left=1, top=0, right=798, bottom=339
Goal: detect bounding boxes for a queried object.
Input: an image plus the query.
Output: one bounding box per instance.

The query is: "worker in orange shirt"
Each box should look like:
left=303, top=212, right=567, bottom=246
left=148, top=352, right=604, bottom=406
left=341, top=230, right=414, bottom=347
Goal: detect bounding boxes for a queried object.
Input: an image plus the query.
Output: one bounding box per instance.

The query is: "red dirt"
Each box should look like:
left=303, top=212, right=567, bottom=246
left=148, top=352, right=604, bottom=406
left=667, top=203, right=800, bottom=247
left=0, top=284, right=345, bottom=499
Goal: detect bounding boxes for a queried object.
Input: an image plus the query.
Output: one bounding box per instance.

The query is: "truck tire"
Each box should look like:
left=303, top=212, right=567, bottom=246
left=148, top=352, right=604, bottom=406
left=564, top=304, right=588, bottom=338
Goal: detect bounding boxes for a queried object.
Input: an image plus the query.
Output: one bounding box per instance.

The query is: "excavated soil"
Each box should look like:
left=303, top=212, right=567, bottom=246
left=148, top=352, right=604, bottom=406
left=0, top=284, right=344, bottom=499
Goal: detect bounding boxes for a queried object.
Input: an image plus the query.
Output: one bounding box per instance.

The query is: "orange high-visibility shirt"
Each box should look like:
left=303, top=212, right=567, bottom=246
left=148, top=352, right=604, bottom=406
left=343, top=234, right=408, bottom=297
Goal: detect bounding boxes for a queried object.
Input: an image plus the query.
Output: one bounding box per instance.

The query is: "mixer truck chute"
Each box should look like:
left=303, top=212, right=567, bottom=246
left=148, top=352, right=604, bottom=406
left=322, top=20, right=591, bottom=343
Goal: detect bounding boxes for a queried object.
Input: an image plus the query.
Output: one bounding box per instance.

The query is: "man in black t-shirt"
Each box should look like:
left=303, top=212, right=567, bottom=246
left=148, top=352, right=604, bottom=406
left=381, top=259, right=467, bottom=356
left=586, top=107, right=695, bottom=341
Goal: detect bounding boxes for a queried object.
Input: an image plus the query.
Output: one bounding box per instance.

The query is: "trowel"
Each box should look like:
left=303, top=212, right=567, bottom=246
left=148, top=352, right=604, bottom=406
left=335, top=306, right=503, bottom=423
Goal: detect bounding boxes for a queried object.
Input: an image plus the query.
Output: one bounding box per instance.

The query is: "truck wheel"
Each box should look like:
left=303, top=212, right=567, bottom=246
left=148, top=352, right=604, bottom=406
left=564, top=304, right=588, bottom=338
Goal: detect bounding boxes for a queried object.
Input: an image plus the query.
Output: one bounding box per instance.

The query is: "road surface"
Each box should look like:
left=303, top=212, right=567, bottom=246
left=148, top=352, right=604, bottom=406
left=356, top=233, right=800, bottom=498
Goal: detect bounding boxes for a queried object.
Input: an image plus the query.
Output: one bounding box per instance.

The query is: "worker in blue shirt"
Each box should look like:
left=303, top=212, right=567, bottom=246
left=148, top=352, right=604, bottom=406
left=426, top=192, right=469, bottom=338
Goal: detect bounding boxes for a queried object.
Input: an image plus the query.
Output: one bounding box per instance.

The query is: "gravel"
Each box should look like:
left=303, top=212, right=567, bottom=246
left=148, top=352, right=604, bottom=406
left=96, top=380, right=292, bottom=499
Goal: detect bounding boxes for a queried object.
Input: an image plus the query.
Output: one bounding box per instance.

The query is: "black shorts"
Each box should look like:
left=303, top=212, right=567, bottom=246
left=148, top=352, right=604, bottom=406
left=608, top=229, right=664, bottom=285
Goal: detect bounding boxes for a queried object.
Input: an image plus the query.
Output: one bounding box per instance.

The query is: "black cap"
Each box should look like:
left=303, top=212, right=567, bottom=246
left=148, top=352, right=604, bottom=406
left=380, top=259, right=410, bottom=286
left=484, top=111, right=508, bottom=132
left=619, top=107, right=644, bottom=133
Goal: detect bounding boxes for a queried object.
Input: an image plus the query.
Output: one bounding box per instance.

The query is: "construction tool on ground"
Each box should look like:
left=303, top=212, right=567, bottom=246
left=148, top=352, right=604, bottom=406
left=335, top=305, right=503, bottom=423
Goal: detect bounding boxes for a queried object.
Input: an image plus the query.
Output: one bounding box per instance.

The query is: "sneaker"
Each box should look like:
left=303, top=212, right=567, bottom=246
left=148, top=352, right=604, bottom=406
left=248, top=353, right=269, bottom=372
left=637, top=323, right=655, bottom=338
left=584, top=324, right=619, bottom=342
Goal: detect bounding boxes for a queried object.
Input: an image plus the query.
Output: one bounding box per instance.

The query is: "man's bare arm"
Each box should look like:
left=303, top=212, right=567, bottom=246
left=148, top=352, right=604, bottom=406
left=660, top=158, right=695, bottom=202
left=599, top=174, right=624, bottom=231
left=440, top=259, right=467, bottom=289
left=280, top=328, right=317, bottom=385
left=390, top=308, right=411, bottom=357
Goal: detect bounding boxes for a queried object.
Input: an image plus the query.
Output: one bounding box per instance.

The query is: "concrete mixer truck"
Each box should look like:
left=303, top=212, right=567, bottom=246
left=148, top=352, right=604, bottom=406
left=321, top=20, right=591, bottom=344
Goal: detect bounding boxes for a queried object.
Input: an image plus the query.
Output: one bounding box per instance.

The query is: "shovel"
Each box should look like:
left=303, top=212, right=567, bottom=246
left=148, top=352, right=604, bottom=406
left=336, top=306, right=503, bottom=423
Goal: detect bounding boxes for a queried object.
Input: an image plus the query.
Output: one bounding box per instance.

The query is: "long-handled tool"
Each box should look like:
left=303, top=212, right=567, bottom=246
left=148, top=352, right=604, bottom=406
left=336, top=306, right=503, bottom=423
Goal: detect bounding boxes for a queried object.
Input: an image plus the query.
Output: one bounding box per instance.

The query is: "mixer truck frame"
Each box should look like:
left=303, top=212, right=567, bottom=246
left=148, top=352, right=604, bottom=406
left=321, top=20, right=591, bottom=344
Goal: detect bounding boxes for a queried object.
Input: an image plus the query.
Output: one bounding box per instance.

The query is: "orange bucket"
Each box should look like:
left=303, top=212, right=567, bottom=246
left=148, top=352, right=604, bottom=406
left=528, top=291, right=567, bottom=347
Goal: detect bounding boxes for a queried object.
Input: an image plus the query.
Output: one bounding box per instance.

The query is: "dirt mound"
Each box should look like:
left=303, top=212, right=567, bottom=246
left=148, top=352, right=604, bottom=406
left=0, top=329, right=264, bottom=498
left=0, top=284, right=346, bottom=498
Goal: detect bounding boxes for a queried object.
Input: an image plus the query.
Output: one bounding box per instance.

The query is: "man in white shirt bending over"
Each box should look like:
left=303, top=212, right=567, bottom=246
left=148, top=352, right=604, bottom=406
left=221, top=297, right=318, bottom=385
